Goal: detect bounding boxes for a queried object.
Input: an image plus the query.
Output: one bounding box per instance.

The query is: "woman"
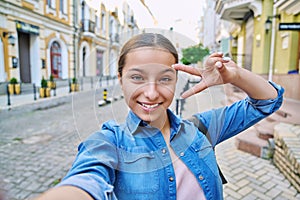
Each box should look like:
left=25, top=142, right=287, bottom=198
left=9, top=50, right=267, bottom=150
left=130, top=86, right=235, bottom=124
left=36, top=33, right=283, bottom=200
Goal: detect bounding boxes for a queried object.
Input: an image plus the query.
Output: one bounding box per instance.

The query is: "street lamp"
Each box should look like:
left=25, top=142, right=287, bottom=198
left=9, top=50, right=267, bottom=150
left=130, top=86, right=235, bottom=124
left=265, top=14, right=281, bottom=34
left=3, top=32, right=16, bottom=46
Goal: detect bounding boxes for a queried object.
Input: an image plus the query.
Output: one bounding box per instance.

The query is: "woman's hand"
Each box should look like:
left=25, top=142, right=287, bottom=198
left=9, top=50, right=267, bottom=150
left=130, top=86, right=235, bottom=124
left=173, top=52, right=237, bottom=99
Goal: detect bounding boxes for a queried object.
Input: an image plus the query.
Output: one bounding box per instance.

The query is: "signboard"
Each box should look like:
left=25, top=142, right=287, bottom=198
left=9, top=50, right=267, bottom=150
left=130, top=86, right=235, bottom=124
left=16, top=21, right=39, bottom=35
left=279, top=23, right=300, bottom=31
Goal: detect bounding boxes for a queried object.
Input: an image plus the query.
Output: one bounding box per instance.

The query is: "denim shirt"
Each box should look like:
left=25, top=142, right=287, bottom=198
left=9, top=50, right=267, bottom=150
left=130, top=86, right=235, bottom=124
left=58, top=82, right=284, bottom=200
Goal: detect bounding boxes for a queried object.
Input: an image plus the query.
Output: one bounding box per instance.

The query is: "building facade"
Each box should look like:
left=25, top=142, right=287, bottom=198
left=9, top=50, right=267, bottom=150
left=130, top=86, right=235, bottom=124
left=214, top=0, right=300, bottom=100
left=0, top=0, right=138, bottom=88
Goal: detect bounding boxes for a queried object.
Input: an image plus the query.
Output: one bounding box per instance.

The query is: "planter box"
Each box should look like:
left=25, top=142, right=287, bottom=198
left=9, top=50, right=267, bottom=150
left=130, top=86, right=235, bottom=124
left=39, top=88, right=51, bottom=98
left=47, top=81, right=56, bottom=89
left=71, top=83, right=79, bottom=92
left=8, top=83, right=21, bottom=95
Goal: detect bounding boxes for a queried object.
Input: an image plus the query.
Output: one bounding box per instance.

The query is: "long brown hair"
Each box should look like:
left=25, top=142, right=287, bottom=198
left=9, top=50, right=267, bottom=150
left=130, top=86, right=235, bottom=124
left=118, top=33, right=178, bottom=77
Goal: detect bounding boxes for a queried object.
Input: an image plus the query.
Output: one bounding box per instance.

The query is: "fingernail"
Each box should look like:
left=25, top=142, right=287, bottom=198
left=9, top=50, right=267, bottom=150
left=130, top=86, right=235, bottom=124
left=215, top=61, right=222, bottom=68
left=217, top=52, right=223, bottom=55
left=222, top=57, right=231, bottom=61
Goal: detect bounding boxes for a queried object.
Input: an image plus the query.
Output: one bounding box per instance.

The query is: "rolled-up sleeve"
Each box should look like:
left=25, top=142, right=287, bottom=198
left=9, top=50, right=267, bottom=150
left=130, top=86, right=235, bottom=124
left=57, top=126, right=118, bottom=200
left=196, top=81, right=284, bottom=146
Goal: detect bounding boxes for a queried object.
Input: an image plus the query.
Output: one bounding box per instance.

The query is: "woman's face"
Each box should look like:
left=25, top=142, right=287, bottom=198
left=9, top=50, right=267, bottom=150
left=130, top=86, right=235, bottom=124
left=120, top=47, right=177, bottom=126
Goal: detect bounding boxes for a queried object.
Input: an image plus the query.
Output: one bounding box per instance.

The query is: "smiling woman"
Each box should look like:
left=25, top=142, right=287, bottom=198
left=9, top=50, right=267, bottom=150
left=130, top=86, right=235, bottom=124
left=35, top=33, right=283, bottom=200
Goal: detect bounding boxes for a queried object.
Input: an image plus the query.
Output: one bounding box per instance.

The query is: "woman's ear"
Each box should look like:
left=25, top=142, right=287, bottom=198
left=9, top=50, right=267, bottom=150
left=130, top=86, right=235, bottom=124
left=118, top=74, right=122, bottom=86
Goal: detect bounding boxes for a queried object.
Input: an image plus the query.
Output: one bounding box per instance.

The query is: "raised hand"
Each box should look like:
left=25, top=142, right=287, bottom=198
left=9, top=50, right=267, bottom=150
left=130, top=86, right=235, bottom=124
left=173, top=52, right=237, bottom=99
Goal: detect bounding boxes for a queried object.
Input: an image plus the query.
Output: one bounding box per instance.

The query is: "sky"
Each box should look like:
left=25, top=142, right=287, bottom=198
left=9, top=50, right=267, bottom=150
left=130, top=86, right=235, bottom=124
left=87, top=0, right=205, bottom=43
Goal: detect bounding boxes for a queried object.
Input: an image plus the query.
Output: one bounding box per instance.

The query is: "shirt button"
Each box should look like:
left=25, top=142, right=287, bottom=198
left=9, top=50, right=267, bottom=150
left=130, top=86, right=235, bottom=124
left=161, top=148, right=167, bottom=154
left=180, top=152, right=185, bottom=156
left=199, top=175, right=204, bottom=180
left=169, top=176, right=174, bottom=182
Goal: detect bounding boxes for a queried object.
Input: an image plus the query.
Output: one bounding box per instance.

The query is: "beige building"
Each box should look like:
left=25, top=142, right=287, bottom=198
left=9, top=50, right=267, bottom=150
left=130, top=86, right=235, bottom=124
left=0, top=0, right=138, bottom=89
left=0, top=0, right=75, bottom=86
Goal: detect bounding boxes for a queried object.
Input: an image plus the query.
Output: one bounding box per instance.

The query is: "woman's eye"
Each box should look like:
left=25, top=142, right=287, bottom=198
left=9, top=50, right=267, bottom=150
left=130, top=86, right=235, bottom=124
left=160, top=77, right=172, bottom=83
left=131, top=75, right=144, bottom=81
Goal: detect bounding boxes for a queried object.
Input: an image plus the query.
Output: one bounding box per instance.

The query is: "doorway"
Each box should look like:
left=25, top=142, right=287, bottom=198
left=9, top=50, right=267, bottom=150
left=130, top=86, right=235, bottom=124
left=0, top=37, right=5, bottom=82
left=18, top=32, right=31, bottom=83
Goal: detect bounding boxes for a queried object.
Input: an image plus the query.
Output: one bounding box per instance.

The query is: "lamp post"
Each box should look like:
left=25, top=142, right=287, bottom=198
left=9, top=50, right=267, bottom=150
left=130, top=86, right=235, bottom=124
left=265, top=14, right=281, bottom=81
left=265, top=15, right=281, bottom=34
left=3, top=32, right=16, bottom=46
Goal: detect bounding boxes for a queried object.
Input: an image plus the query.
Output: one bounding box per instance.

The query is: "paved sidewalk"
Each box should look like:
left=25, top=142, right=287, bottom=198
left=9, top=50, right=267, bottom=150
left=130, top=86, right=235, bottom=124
left=181, top=84, right=300, bottom=199
left=0, top=80, right=117, bottom=111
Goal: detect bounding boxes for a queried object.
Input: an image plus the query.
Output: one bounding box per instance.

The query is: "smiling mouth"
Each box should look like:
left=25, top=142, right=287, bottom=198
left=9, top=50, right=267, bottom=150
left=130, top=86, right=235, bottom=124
left=138, top=102, right=162, bottom=109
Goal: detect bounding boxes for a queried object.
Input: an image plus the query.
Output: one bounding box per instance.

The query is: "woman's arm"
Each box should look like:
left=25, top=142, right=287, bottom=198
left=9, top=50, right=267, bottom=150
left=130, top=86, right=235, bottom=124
left=173, top=52, right=278, bottom=99
left=34, top=186, right=93, bottom=200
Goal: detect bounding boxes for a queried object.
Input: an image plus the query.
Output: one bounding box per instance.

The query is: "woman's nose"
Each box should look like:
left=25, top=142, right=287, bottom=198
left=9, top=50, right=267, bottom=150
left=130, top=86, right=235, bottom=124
left=143, top=82, right=159, bottom=100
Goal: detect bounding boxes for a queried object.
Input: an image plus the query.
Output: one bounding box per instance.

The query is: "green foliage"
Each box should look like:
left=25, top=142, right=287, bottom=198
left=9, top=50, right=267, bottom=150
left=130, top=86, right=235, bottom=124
left=181, top=43, right=210, bottom=64
left=9, top=77, right=18, bottom=84
left=180, top=57, right=191, bottom=65
left=41, top=76, right=48, bottom=88
left=49, top=74, right=54, bottom=82
left=72, top=77, right=77, bottom=84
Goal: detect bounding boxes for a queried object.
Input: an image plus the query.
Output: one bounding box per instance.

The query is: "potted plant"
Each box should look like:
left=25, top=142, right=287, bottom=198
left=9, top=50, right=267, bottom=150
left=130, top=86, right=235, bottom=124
left=40, top=76, right=51, bottom=98
left=71, top=77, right=79, bottom=92
left=8, top=77, right=21, bottom=95
left=47, top=74, right=56, bottom=89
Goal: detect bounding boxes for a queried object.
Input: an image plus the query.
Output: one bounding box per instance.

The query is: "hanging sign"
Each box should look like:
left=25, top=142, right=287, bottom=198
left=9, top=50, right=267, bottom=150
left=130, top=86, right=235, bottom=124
left=279, top=23, right=300, bottom=31
left=16, top=21, right=40, bottom=35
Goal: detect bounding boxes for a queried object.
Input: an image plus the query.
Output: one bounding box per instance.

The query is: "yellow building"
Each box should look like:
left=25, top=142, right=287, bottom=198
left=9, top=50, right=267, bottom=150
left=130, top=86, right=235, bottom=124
left=216, top=0, right=300, bottom=100
left=0, top=0, right=75, bottom=86
left=0, top=0, right=139, bottom=89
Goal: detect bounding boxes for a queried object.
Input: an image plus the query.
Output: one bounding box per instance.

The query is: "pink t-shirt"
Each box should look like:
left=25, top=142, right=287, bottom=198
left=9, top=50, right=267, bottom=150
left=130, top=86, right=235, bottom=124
left=170, top=148, right=207, bottom=200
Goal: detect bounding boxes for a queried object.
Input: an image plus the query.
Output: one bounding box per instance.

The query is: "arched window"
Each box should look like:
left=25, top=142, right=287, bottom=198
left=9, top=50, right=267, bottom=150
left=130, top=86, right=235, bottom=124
left=50, top=41, right=62, bottom=78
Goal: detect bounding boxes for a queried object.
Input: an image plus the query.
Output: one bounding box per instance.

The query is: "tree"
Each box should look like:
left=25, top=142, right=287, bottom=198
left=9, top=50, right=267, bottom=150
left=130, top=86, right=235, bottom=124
left=180, top=43, right=210, bottom=65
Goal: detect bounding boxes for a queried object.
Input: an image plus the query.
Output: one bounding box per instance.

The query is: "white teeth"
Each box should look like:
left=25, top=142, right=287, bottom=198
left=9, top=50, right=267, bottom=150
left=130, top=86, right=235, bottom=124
left=141, top=103, right=159, bottom=109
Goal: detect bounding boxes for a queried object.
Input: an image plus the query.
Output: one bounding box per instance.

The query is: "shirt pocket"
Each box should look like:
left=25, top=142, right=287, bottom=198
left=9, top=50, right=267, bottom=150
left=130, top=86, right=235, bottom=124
left=116, top=146, right=160, bottom=194
left=190, top=136, right=219, bottom=177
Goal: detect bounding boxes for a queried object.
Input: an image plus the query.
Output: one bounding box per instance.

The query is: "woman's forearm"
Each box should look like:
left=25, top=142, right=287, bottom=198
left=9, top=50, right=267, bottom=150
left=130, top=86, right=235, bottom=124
left=231, top=67, right=278, bottom=100
left=34, top=186, right=93, bottom=200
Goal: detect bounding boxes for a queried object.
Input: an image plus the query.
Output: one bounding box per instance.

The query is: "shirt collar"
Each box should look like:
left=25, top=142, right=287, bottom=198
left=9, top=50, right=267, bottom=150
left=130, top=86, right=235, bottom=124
left=125, top=109, right=183, bottom=136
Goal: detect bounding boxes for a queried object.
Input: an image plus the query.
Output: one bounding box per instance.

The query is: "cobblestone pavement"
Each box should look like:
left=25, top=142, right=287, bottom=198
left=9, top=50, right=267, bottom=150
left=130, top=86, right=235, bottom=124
left=182, top=85, right=300, bottom=200
left=0, top=82, right=299, bottom=199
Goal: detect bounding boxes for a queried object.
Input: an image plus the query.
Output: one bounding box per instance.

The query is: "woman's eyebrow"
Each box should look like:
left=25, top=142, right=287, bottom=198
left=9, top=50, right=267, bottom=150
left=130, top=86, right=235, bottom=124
left=162, top=68, right=176, bottom=74
left=128, top=68, right=144, bottom=73
left=127, top=66, right=176, bottom=73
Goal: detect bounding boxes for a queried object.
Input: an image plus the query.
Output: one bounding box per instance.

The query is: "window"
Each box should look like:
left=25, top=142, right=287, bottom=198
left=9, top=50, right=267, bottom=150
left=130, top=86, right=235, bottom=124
left=50, top=42, right=62, bottom=78
left=101, top=12, right=106, bottom=34
left=60, top=0, right=67, bottom=14
left=47, top=0, right=56, bottom=8
left=96, top=49, right=104, bottom=76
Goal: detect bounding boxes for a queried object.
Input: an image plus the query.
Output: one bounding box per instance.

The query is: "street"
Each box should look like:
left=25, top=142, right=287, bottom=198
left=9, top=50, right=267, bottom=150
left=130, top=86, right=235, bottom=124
left=0, top=81, right=299, bottom=200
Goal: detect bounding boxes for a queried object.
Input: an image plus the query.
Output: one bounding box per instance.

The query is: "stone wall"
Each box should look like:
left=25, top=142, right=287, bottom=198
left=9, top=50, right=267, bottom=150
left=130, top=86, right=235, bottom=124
left=273, top=123, right=300, bottom=192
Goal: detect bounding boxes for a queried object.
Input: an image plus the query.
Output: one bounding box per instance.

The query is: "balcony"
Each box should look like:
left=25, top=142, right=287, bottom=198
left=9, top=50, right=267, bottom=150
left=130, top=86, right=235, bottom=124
left=215, top=0, right=262, bottom=25
left=81, top=19, right=95, bottom=33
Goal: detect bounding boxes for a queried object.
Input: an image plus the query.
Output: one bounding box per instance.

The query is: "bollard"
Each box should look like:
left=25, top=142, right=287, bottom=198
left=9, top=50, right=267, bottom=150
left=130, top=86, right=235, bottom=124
left=7, top=84, right=11, bottom=106
left=103, top=89, right=107, bottom=102
left=91, top=77, right=93, bottom=89
left=33, top=83, right=37, bottom=101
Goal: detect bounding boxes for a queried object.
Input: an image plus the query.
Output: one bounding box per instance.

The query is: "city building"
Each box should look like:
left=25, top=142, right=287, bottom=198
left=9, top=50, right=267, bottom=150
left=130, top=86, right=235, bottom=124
left=0, top=0, right=75, bottom=86
left=214, top=0, right=300, bottom=100
left=0, top=0, right=138, bottom=91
